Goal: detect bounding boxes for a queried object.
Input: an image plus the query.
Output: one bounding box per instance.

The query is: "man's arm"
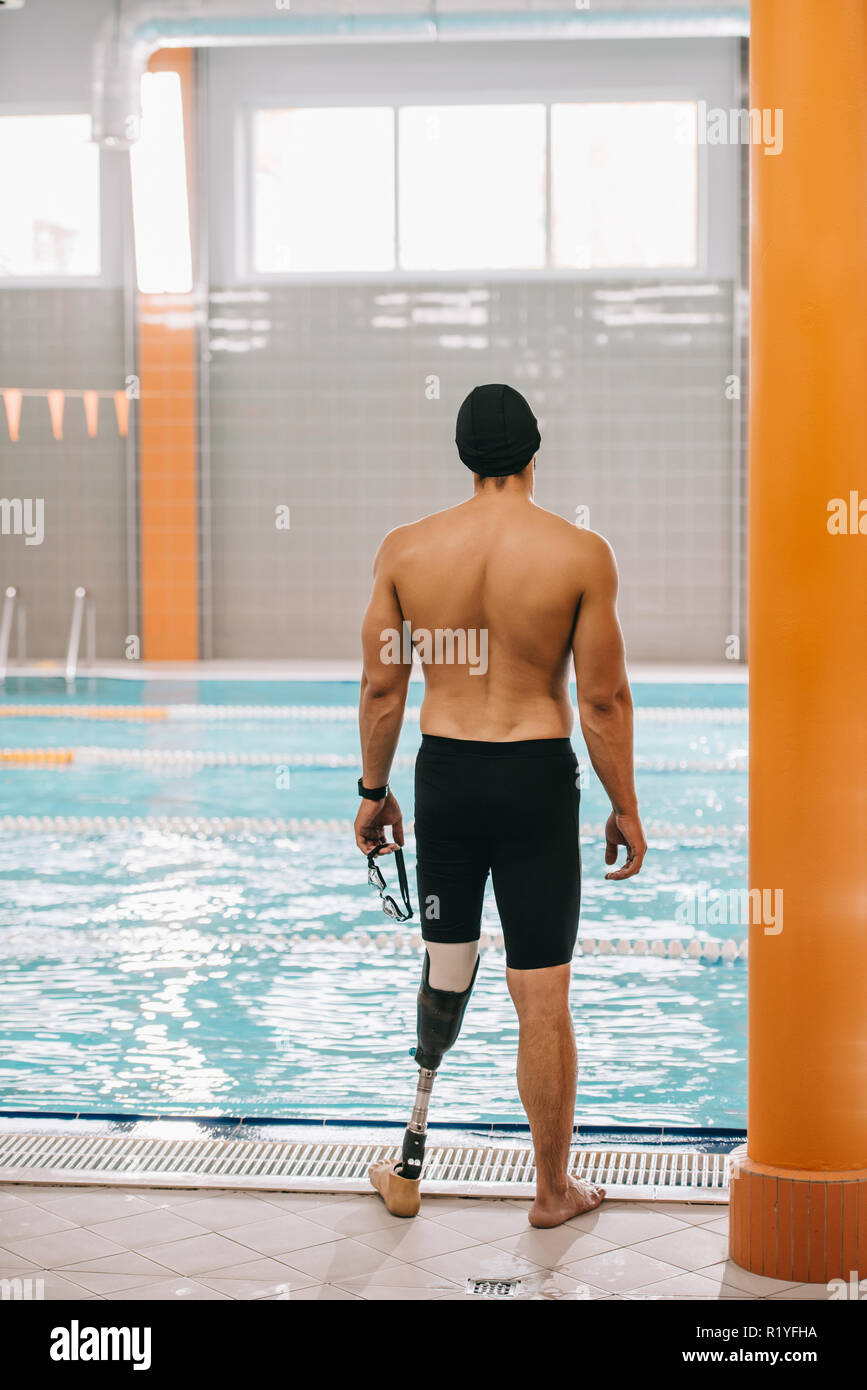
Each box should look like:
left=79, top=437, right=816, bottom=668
left=355, top=530, right=412, bottom=855
left=572, top=534, right=646, bottom=881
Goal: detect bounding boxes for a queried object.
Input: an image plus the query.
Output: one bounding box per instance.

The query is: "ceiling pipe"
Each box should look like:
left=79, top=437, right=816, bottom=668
left=93, top=3, right=750, bottom=148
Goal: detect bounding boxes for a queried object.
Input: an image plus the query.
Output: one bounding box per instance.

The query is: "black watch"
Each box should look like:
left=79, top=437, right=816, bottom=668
left=358, top=778, right=388, bottom=801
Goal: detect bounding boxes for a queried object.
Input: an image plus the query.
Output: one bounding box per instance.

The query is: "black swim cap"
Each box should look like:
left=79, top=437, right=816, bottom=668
left=455, top=383, right=541, bottom=478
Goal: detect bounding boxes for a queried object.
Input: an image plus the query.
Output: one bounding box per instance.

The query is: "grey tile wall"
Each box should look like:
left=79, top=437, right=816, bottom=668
left=0, top=289, right=130, bottom=660
left=207, top=278, right=736, bottom=662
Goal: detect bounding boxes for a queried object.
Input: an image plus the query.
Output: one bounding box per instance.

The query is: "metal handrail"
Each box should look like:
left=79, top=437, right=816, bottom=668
left=65, top=587, right=95, bottom=687
left=0, top=586, right=26, bottom=685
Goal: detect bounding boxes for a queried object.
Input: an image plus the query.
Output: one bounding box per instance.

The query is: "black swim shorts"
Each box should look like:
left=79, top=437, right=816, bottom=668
left=413, top=733, right=582, bottom=971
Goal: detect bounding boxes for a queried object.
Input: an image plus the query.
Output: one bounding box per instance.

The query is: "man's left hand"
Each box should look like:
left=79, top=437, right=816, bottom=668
left=355, top=791, right=404, bottom=856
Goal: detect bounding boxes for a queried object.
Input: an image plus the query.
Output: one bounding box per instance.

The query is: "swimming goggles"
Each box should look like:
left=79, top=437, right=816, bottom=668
left=367, top=846, right=414, bottom=922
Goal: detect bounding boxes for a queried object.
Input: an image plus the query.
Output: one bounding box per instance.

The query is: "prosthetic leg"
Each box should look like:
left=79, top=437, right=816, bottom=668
left=369, top=950, right=479, bottom=1217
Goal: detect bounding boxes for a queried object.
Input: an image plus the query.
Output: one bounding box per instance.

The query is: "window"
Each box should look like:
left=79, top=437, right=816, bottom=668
left=398, top=105, right=546, bottom=271
left=551, top=102, right=698, bottom=269
left=249, top=99, right=699, bottom=275
left=0, top=113, right=100, bottom=277
left=130, top=72, right=193, bottom=294
left=253, top=107, right=395, bottom=272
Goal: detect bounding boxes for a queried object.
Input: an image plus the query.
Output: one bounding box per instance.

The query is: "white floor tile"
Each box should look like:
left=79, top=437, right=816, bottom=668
left=704, top=1217, right=730, bottom=1234
left=276, top=1237, right=404, bottom=1283
left=261, top=1283, right=362, bottom=1300
left=698, top=1260, right=801, bottom=1297
left=60, top=1269, right=183, bottom=1296
left=218, top=1213, right=339, bottom=1256
left=560, top=1247, right=685, bottom=1294
left=142, top=1232, right=267, bottom=1277
left=566, top=1203, right=690, bottom=1245
left=188, top=1256, right=319, bottom=1288
left=336, top=1263, right=462, bottom=1293
left=624, top=1271, right=752, bottom=1299
left=196, top=1274, right=295, bottom=1300
left=630, top=1226, right=730, bottom=1271
left=105, top=1278, right=231, bottom=1301
left=767, top=1284, right=832, bottom=1301
left=301, top=1196, right=407, bottom=1237
left=85, top=1210, right=210, bottom=1250
left=20, top=1191, right=156, bottom=1225
left=170, top=1194, right=286, bottom=1231
left=356, top=1217, right=479, bottom=1261
left=60, top=1251, right=178, bottom=1278
left=0, top=1248, right=40, bottom=1273
left=492, top=1226, right=615, bottom=1268
left=8, top=1271, right=103, bottom=1301
left=0, top=1192, right=28, bottom=1212
left=253, top=1192, right=357, bottom=1213
left=638, top=1201, right=726, bottom=1224
left=428, top=1202, right=532, bottom=1241
left=0, top=1204, right=77, bottom=1242
left=3, top=1229, right=126, bottom=1267
left=415, top=1242, right=543, bottom=1284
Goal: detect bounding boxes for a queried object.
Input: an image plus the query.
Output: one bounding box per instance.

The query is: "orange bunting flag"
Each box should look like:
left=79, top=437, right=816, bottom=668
left=47, top=389, right=65, bottom=441
left=83, top=391, right=100, bottom=438
left=113, top=391, right=130, bottom=438
left=3, top=389, right=22, bottom=443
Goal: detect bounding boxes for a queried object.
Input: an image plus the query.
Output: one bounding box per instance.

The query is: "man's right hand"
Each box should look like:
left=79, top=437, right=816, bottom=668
left=604, top=809, right=647, bottom=880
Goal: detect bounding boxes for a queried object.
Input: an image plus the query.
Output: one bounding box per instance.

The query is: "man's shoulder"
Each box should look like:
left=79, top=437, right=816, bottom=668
left=377, top=504, right=468, bottom=554
left=532, top=507, right=615, bottom=559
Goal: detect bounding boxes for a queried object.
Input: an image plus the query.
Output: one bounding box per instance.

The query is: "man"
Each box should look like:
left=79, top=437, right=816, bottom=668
left=354, top=383, right=646, bottom=1229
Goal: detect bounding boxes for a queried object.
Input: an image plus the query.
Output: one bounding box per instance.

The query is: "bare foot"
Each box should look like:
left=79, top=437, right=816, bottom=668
left=528, top=1176, right=605, bottom=1228
left=368, top=1158, right=421, bottom=1218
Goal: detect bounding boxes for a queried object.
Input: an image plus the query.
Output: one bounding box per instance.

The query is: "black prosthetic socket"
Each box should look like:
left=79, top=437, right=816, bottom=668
left=399, top=1126, right=426, bottom=1177
left=396, top=951, right=479, bottom=1180
left=412, top=950, right=480, bottom=1071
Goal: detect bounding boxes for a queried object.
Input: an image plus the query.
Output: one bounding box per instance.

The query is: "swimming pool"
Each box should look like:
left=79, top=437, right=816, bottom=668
left=0, top=676, right=748, bottom=1128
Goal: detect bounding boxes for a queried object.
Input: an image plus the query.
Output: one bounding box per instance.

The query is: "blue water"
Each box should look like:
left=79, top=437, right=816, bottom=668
left=0, top=677, right=748, bottom=1126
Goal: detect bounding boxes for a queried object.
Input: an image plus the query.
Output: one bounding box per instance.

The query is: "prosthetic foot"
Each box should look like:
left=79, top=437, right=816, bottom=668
left=369, top=950, right=479, bottom=1217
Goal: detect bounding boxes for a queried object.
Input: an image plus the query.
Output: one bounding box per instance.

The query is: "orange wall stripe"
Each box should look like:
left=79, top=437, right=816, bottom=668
left=137, top=47, right=199, bottom=661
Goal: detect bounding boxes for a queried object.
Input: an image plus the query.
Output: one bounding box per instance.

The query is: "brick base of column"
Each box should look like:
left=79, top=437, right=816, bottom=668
left=728, top=1145, right=867, bottom=1283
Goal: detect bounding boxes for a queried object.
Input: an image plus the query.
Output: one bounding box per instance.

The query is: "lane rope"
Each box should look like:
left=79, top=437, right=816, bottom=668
left=0, top=703, right=747, bottom=724
left=1, top=747, right=748, bottom=772
left=0, top=813, right=746, bottom=841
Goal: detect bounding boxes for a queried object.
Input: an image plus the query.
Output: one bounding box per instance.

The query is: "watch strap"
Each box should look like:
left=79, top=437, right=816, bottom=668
left=358, top=777, right=388, bottom=800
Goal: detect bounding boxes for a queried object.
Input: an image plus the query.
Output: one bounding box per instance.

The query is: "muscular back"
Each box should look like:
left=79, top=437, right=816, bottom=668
left=367, top=494, right=614, bottom=741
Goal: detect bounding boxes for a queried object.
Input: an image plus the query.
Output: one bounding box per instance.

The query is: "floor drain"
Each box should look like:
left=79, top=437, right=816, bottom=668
left=466, top=1278, right=523, bottom=1298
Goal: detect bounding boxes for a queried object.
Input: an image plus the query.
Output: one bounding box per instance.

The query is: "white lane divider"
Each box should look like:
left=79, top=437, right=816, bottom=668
left=0, top=814, right=746, bottom=840
left=0, top=703, right=748, bottom=724
left=17, top=747, right=747, bottom=772
left=277, top=929, right=748, bottom=964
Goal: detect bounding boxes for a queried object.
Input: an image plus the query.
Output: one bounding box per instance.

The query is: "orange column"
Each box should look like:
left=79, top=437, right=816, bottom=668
left=729, top=0, right=867, bottom=1281
left=138, top=48, right=199, bottom=660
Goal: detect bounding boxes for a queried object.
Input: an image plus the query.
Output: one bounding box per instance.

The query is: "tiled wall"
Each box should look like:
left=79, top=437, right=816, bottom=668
left=0, top=11, right=745, bottom=665
left=0, top=289, right=130, bottom=659
left=208, top=278, right=736, bottom=662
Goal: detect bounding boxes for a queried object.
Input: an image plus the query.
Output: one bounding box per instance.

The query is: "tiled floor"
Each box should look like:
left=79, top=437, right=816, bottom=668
left=0, top=1184, right=828, bottom=1301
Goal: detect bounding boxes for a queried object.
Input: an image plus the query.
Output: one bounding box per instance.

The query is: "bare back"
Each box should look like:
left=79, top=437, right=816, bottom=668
left=384, top=495, right=599, bottom=740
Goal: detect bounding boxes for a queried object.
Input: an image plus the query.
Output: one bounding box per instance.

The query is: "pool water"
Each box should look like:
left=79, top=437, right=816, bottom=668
left=0, top=677, right=748, bottom=1127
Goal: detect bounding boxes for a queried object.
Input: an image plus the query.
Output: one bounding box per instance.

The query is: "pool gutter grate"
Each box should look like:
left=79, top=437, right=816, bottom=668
left=0, top=1131, right=728, bottom=1201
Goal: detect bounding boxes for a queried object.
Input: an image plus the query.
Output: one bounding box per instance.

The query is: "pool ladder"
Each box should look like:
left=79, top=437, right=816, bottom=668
left=66, top=586, right=95, bottom=688
left=0, top=586, right=26, bottom=685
